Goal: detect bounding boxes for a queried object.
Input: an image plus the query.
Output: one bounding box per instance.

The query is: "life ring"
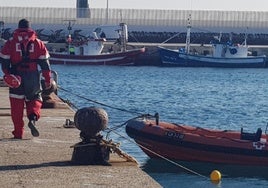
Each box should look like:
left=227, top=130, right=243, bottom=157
left=229, top=48, right=237, bottom=54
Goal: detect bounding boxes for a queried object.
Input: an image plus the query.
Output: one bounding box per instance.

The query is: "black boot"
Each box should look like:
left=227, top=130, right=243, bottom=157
left=28, top=114, right=39, bottom=137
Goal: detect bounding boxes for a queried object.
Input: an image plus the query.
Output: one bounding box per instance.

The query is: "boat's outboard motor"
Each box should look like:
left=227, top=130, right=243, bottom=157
left=71, top=107, right=110, bottom=165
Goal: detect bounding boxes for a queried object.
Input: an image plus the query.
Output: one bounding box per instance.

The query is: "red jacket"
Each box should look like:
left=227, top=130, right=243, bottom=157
left=1, top=28, right=51, bottom=101
left=0, top=28, right=51, bottom=83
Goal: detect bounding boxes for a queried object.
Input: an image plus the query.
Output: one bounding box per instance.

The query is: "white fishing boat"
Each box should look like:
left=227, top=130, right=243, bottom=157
left=49, top=23, right=145, bottom=65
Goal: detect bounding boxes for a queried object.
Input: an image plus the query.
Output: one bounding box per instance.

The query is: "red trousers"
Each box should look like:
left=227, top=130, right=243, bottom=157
left=10, top=97, right=42, bottom=138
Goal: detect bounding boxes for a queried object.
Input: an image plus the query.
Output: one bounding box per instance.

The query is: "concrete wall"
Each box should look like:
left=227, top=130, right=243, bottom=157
left=0, top=7, right=268, bottom=33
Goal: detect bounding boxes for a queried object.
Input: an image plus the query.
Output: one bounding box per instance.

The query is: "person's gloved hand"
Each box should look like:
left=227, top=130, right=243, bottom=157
left=44, top=79, right=52, bottom=90
left=42, top=70, right=51, bottom=89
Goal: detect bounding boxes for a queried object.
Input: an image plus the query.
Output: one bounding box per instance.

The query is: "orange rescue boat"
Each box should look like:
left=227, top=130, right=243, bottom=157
left=126, top=115, right=268, bottom=166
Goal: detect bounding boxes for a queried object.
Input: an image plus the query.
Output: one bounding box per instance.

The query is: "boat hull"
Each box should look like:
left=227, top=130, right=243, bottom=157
left=126, top=117, right=268, bottom=166
left=49, top=47, right=145, bottom=65
left=158, top=46, right=267, bottom=68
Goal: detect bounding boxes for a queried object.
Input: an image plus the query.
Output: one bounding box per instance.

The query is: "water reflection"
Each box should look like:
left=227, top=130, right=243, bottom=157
left=142, top=158, right=268, bottom=179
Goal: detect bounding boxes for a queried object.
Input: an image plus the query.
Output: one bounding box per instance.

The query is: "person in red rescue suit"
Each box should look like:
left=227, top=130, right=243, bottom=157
left=0, top=19, right=52, bottom=139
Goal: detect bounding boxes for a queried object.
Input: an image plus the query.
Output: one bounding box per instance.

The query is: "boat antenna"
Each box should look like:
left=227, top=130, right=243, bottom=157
left=265, top=122, right=268, bottom=134
left=185, top=14, right=191, bottom=54
left=63, top=19, right=76, bottom=36
left=219, top=32, right=222, bottom=42
left=244, top=27, right=248, bottom=46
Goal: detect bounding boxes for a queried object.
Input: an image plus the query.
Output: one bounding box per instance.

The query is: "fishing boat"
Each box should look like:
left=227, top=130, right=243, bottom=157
left=49, top=23, right=145, bottom=65
left=158, top=15, right=266, bottom=68
left=126, top=114, right=268, bottom=166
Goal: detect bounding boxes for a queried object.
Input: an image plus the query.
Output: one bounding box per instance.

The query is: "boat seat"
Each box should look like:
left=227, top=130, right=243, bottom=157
left=240, top=128, right=262, bottom=142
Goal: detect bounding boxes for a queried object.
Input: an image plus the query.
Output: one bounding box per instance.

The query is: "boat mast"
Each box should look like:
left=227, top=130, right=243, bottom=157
left=105, top=0, right=109, bottom=24
left=0, top=21, right=4, bottom=39
left=63, top=19, right=76, bottom=55
left=244, top=27, right=248, bottom=46
left=120, top=23, right=127, bottom=52
left=185, top=14, right=191, bottom=54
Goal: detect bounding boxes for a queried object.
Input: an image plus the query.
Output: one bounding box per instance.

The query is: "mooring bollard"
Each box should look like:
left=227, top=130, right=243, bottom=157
left=71, top=107, right=110, bottom=165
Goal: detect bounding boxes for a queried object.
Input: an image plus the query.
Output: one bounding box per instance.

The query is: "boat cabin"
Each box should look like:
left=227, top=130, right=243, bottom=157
left=70, top=32, right=105, bottom=56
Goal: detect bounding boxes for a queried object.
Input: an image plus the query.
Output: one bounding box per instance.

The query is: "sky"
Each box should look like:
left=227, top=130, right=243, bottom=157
left=0, top=0, right=268, bottom=11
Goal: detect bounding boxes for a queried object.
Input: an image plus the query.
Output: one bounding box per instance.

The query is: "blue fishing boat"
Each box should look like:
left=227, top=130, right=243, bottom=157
left=158, top=15, right=266, bottom=68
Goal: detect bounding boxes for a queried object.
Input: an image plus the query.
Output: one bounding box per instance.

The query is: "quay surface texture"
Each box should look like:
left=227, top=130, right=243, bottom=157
left=0, top=83, right=160, bottom=188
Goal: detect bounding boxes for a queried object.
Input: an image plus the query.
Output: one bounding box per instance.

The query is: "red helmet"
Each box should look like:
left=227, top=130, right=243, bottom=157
left=3, top=74, right=21, bottom=88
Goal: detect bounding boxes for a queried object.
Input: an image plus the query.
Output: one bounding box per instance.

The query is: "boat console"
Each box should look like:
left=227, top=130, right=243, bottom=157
left=240, top=128, right=262, bottom=142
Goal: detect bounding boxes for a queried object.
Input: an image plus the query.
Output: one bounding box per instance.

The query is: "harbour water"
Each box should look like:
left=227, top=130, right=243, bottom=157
left=32, top=65, right=268, bottom=187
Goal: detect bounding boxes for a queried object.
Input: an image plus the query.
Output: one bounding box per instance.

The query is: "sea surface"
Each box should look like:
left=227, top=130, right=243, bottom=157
left=51, top=65, right=268, bottom=188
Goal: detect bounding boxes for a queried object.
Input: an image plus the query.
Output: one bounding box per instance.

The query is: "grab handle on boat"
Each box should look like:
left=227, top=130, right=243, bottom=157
left=40, top=70, right=58, bottom=95
left=155, top=112, right=159, bottom=125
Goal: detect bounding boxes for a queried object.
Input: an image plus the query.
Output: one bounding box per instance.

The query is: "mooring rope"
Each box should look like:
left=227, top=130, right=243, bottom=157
left=160, top=32, right=181, bottom=44
left=58, top=85, right=144, bottom=115
left=58, top=86, right=208, bottom=179
left=107, top=126, right=208, bottom=180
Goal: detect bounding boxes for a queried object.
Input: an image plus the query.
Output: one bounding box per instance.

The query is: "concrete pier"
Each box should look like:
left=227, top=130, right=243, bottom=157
left=0, top=80, right=161, bottom=188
